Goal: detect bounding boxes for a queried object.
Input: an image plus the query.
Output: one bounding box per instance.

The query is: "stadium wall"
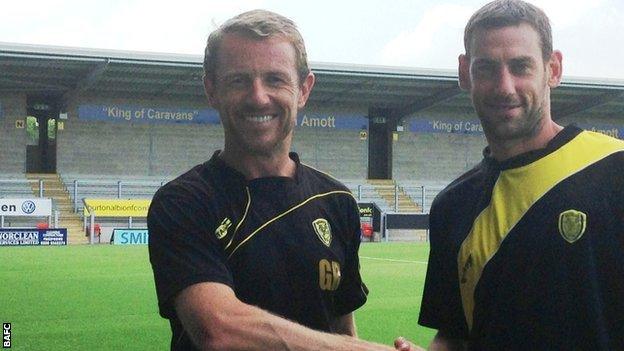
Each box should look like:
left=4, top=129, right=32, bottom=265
left=394, top=111, right=487, bottom=182
left=0, top=93, right=27, bottom=174
left=4, top=92, right=622, bottom=184
left=559, top=114, right=622, bottom=139
left=58, top=95, right=219, bottom=177
left=394, top=112, right=623, bottom=183
left=57, top=97, right=370, bottom=179
left=293, top=104, right=368, bottom=179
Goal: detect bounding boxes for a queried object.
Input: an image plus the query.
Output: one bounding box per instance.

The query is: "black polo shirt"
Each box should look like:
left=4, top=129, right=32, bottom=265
left=148, top=152, right=367, bottom=350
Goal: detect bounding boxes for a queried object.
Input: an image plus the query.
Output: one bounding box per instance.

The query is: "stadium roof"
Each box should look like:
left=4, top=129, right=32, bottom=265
left=1, top=41, right=623, bottom=120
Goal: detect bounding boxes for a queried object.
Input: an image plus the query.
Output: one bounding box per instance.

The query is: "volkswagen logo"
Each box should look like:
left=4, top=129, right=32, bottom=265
left=22, top=201, right=36, bottom=214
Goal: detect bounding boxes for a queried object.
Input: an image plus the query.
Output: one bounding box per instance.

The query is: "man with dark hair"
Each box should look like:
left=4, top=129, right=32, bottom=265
left=410, top=0, right=624, bottom=350
left=148, top=9, right=420, bottom=351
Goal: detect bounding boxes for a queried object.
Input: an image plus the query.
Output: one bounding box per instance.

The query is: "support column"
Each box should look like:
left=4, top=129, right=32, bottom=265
left=367, top=107, right=397, bottom=179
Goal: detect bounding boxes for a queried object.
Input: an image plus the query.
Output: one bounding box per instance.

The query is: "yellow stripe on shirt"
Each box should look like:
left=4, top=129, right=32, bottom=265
left=458, top=131, right=624, bottom=331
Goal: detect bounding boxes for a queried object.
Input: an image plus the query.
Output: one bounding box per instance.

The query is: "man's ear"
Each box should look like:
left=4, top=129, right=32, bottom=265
left=203, top=75, right=218, bottom=108
left=547, top=50, right=563, bottom=88
left=297, top=72, right=315, bottom=108
left=458, top=54, right=471, bottom=91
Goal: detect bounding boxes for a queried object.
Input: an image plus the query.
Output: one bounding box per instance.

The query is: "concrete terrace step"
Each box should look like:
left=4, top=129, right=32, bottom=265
left=365, top=180, right=422, bottom=213
left=25, top=173, right=88, bottom=244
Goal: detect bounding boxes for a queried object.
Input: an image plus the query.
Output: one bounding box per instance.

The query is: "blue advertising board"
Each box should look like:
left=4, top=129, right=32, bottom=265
left=409, top=119, right=484, bottom=134
left=578, top=123, right=622, bottom=139
left=295, top=113, right=368, bottom=130
left=78, top=105, right=220, bottom=124
left=0, top=228, right=67, bottom=246
left=78, top=104, right=368, bottom=130
left=112, top=228, right=149, bottom=245
left=409, top=119, right=623, bottom=139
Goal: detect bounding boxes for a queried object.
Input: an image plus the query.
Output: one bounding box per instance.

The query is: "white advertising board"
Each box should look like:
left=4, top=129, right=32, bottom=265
left=0, top=198, right=52, bottom=217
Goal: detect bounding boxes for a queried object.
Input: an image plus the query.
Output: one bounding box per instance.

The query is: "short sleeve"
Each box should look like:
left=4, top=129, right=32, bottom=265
left=332, top=197, right=368, bottom=315
left=417, top=200, right=469, bottom=338
left=148, top=185, right=234, bottom=319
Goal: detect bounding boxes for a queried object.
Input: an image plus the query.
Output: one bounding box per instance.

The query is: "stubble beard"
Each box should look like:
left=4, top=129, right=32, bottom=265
left=229, top=114, right=295, bottom=158
left=478, top=95, right=545, bottom=146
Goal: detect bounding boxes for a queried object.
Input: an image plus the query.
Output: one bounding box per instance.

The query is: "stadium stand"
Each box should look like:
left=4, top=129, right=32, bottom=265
left=56, top=118, right=223, bottom=177
left=0, top=174, right=33, bottom=198
left=62, top=174, right=169, bottom=213
left=0, top=95, right=27, bottom=174
left=400, top=181, right=448, bottom=213
left=293, top=129, right=368, bottom=179
left=0, top=173, right=82, bottom=240
left=393, top=130, right=485, bottom=182
left=2, top=43, right=623, bottom=244
left=58, top=116, right=370, bottom=181
left=27, top=173, right=86, bottom=243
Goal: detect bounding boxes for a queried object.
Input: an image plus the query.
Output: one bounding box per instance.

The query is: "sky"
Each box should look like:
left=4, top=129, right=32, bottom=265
left=2, top=0, right=623, bottom=80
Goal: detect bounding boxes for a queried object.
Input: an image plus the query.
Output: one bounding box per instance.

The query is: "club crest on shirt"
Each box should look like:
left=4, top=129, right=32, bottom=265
left=312, top=218, right=332, bottom=247
left=215, top=217, right=232, bottom=240
left=558, top=209, right=587, bottom=243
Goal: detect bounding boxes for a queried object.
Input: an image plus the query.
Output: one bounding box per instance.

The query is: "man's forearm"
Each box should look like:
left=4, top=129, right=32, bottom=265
left=191, top=303, right=397, bottom=350
left=257, top=308, right=395, bottom=351
left=176, top=282, right=396, bottom=351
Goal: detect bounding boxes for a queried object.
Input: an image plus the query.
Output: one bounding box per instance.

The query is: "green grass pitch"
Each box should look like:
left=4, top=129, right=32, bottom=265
left=0, top=242, right=435, bottom=350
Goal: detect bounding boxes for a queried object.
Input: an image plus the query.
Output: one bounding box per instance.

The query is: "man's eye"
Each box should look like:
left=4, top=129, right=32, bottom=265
left=267, top=75, right=287, bottom=85
left=226, top=77, right=247, bottom=87
left=473, top=64, right=496, bottom=77
left=511, top=63, right=531, bottom=75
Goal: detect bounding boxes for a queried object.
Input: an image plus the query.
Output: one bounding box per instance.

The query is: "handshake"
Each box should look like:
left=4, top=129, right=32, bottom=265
left=393, top=337, right=425, bottom=351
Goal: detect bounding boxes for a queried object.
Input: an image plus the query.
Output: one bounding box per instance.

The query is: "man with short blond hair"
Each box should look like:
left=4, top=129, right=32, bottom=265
left=148, top=9, right=422, bottom=351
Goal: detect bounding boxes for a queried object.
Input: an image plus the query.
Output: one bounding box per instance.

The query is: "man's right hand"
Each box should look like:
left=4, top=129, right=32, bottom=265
left=394, top=337, right=426, bottom=351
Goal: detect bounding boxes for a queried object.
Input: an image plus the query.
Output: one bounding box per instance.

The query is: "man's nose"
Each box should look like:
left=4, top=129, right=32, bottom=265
left=246, top=78, right=271, bottom=106
left=494, top=67, right=515, bottom=96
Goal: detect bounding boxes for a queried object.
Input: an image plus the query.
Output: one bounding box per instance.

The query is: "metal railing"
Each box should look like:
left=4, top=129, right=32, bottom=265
left=0, top=179, right=41, bottom=197
left=350, top=183, right=445, bottom=213
left=67, top=179, right=166, bottom=212
left=1, top=176, right=448, bottom=214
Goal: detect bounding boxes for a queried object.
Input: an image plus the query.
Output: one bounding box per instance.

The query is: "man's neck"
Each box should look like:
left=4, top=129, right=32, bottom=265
left=219, top=149, right=296, bottom=180
left=488, top=121, right=564, bottom=161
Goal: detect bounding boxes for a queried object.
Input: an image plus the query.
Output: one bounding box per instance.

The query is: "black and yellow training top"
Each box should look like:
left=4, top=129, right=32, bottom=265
left=419, top=125, right=624, bottom=350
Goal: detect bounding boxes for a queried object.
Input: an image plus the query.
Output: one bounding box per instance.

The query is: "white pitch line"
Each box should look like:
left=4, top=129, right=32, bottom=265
left=360, top=256, right=428, bottom=265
